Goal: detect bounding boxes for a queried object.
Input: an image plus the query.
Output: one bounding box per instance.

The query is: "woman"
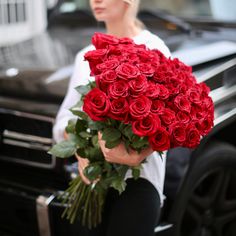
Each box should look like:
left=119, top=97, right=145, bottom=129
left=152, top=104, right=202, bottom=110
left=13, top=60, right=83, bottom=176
left=53, top=0, right=171, bottom=235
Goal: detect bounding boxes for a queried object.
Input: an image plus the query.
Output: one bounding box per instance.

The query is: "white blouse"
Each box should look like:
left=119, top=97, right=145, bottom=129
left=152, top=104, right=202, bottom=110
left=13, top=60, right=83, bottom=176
left=53, top=30, right=171, bottom=204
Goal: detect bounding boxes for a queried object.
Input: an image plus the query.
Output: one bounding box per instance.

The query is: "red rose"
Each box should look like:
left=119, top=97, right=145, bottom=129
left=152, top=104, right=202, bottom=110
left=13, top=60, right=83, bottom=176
left=187, top=88, right=202, bottom=105
left=199, top=82, right=210, bottom=96
left=151, top=100, right=165, bottom=114
left=166, top=76, right=181, bottom=95
left=135, top=44, right=147, bottom=50
left=84, top=49, right=107, bottom=75
left=137, top=48, right=152, bottom=63
left=153, top=64, right=172, bottom=84
left=137, top=63, right=155, bottom=77
left=96, top=59, right=119, bottom=72
left=108, top=54, right=125, bottom=63
left=108, top=45, right=137, bottom=61
left=191, top=104, right=205, bottom=121
left=185, top=124, right=201, bottom=148
left=92, top=33, right=119, bottom=49
left=152, top=49, right=166, bottom=62
left=185, top=75, right=197, bottom=87
left=165, top=84, right=180, bottom=96
left=108, top=80, right=129, bottom=99
left=107, top=45, right=122, bottom=57
left=160, top=108, right=176, bottom=126
left=176, top=111, right=190, bottom=124
left=179, top=83, right=188, bottom=93
left=171, top=58, right=192, bottom=73
left=99, top=70, right=117, bottom=84
left=196, top=115, right=214, bottom=136
left=119, top=37, right=134, bottom=45
left=148, top=127, right=170, bottom=151
left=169, top=122, right=187, bottom=147
left=109, top=98, right=129, bottom=122
left=145, top=82, right=160, bottom=99
left=116, top=63, right=140, bottom=80
left=95, top=75, right=107, bottom=92
left=83, top=88, right=110, bottom=121
left=132, top=113, right=161, bottom=136
left=202, top=96, right=214, bottom=109
left=129, top=75, right=148, bottom=97
left=129, top=96, right=152, bottom=120
left=157, top=84, right=170, bottom=100
left=116, top=46, right=139, bottom=64
left=126, top=53, right=140, bottom=64
left=84, top=49, right=107, bottom=62
left=120, top=44, right=138, bottom=54
left=95, top=70, right=117, bottom=92
left=174, top=95, right=191, bottom=113
left=175, top=71, right=190, bottom=83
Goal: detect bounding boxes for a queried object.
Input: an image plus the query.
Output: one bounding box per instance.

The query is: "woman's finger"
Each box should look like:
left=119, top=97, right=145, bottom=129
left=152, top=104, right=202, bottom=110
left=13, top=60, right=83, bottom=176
left=75, top=153, right=91, bottom=185
left=63, top=131, right=69, bottom=140
left=79, top=165, right=91, bottom=185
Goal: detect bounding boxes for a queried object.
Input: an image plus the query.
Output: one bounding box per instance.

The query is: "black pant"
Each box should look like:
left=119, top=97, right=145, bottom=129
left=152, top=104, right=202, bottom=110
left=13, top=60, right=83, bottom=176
left=89, top=178, right=161, bottom=236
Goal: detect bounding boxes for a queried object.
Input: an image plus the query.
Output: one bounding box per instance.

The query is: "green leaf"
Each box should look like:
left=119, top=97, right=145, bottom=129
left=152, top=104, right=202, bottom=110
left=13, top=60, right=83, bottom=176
left=76, top=148, right=87, bottom=158
left=68, top=133, right=79, bottom=143
left=69, top=101, right=83, bottom=115
left=131, top=166, right=142, bottom=180
left=70, top=108, right=89, bottom=121
left=75, top=119, right=87, bottom=134
left=105, top=139, right=121, bottom=149
left=109, top=118, right=120, bottom=128
left=92, top=135, right=99, bottom=147
left=84, top=164, right=102, bottom=181
left=115, top=165, right=129, bottom=178
left=102, top=128, right=121, bottom=142
left=122, top=125, right=134, bottom=141
left=111, top=178, right=127, bottom=194
left=131, top=136, right=149, bottom=149
left=88, top=120, right=106, bottom=131
left=67, top=133, right=88, bottom=148
left=65, top=119, right=76, bottom=134
left=77, top=100, right=83, bottom=107
left=79, top=131, right=92, bottom=139
left=89, top=81, right=96, bottom=89
left=97, top=178, right=110, bottom=190
left=124, top=140, right=130, bottom=152
left=86, top=147, right=104, bottom=161
left=77, top=136, right=88, bottom=149
left=159, top=151, right=163, bottom=161
left=103, top=162, right=112, bottom=173
left=75, top=85, right=90, bottom=95
left=48, top=140, right=77, bottom=158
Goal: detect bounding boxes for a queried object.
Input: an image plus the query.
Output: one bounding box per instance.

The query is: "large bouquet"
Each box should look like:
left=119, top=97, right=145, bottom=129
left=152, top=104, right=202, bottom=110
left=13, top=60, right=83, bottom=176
left=50, top=33, right=214, bottom=228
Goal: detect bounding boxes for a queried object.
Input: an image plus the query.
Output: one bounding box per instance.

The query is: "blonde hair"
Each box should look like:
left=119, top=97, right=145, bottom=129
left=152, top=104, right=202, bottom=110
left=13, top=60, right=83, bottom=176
left=123, top=0, right=145, bottom=29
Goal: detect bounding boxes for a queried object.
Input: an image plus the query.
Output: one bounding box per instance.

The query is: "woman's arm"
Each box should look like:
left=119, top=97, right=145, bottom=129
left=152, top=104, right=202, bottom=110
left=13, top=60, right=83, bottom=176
left=53, top=46, right=93, bottom=143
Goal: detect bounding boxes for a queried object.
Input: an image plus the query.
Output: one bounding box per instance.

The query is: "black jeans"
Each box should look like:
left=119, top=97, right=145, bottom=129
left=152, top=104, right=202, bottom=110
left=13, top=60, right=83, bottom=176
left=89, top=178, right=161, bottom=236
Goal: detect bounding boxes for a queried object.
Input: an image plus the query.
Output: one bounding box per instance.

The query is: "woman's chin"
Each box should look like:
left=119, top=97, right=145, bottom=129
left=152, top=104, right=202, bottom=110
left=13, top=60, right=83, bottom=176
left=93, top=14, right=106, bottom=22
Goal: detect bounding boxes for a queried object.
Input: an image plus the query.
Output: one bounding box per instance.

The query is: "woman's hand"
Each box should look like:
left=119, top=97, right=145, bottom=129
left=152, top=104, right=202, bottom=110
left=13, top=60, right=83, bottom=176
left=64, top=131, right=91, bottom=185
left=98, top=132, right=153, bottom=166
left=75, top=153, right=91, bottom=185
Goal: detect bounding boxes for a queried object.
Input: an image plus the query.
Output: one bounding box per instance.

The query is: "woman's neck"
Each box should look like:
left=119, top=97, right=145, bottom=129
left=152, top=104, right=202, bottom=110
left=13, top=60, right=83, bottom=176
left=105, top=20, right=142, bottom=38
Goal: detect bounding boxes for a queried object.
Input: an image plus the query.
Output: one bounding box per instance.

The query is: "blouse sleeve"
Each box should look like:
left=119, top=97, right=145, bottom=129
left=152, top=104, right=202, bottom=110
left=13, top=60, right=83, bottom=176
left=53, top=46, right=92, bottom=143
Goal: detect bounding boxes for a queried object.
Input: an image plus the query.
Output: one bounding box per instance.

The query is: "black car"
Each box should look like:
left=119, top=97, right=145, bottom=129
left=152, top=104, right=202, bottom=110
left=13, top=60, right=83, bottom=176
left=0, top=1, right=236, bottom=236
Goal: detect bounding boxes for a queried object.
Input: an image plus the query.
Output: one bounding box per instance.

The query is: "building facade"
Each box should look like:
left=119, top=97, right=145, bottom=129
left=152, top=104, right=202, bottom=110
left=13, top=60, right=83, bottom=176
left=0, top=0, right=47, bottom=46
